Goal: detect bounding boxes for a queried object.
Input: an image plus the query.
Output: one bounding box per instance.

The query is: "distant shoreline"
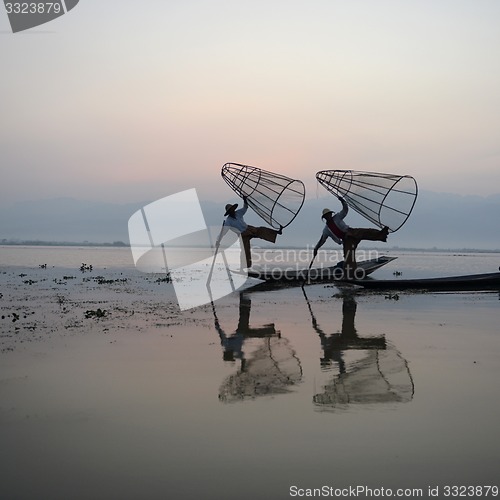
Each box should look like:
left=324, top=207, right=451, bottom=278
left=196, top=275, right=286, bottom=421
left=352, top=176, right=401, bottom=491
left=1, top=240, right=128, bottom=248
left=1, top=241, right=499, bottom=253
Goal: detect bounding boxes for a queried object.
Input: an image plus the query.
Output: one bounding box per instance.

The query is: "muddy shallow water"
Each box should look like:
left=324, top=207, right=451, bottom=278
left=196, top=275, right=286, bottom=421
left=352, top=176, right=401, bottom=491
left=1, top=247, right=499, bottom=499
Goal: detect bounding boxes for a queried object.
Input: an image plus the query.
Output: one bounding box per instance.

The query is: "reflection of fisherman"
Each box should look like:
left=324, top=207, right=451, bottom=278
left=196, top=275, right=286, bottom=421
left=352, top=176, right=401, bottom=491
left=215, top=294, right=278, bottom=363
left=212, top=293, right=302, bottom=402
left=301, top=289, right=414, bottom=408
left=313, top=197, right=389, bottom=279
left=303, top=289, right=385, bottom=371
left=217, top=197, right=282, bottom=269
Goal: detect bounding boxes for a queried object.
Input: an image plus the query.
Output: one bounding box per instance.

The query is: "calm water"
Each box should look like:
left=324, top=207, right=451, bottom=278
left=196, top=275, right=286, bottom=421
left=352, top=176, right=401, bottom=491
left=1, top=246, right=499, bottom=499
left=1, top=244, right=500, bottom=277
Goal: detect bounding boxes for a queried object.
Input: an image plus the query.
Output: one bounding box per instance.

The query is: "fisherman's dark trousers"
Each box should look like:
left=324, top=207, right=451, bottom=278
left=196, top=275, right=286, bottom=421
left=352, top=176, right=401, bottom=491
left=343, top=228, right=387, bottom=280
left=240, top=226, right=279, bottom=268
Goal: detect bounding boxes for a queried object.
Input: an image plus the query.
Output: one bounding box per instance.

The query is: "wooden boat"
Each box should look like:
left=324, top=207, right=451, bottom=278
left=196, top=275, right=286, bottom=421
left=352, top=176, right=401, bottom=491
left=243, top=255, right=397, bottom=283
left=353, top=272, right=500, bottom=291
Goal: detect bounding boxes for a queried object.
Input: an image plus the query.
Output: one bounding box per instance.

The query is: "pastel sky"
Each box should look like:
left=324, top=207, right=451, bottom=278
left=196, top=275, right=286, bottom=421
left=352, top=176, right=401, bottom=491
left=1, top=0, right=500, bottom=205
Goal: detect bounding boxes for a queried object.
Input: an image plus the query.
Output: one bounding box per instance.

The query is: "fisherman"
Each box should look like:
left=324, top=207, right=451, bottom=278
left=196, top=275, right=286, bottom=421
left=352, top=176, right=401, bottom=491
left=217, top=197, right=282, bottom=269
left=313, top=197, right=389, bottom=280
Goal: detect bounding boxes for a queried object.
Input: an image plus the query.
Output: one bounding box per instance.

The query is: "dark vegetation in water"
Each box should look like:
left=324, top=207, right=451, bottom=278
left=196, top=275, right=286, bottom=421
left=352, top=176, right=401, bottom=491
left=155, top=275, right=171, bottom=284
left=85, top=308, right=107, bottom=319
left=82, top=276, right=128, bottom=285
left=1, top=311, right=36, bottom=323
left=0, top=265, right=179, bottom=353
left=385, top=293, right=400, bottom=301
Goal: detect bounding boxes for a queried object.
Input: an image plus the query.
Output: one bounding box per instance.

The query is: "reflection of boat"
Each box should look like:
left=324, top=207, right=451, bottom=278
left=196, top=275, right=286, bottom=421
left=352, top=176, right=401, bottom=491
left=302, top=289, right=414, bottom=410
left=244, top=255, right=396, bottom=284
left=353, top=272, right=500, bottom=291
left=212, top=294, right=302, bottom=403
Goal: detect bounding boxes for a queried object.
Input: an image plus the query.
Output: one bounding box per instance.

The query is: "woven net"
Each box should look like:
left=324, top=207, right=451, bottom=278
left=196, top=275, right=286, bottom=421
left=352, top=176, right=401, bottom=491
left=222, top=163, right=305, bottom=229
left=316, top=170, right=418, bottom=232
left=313, top=347, right=414, bottom=409
left=219, top=337, right=303, bottom=403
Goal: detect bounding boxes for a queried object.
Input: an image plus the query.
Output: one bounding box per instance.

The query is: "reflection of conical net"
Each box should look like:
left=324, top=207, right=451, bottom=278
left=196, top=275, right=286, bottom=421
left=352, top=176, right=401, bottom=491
left=313, top=348, right=414, bottom=410
left=219, top=338, right=303, bottom=403
left=222, top=163, right=305, bottom=229
left=316, top=170, right=418, bottom=232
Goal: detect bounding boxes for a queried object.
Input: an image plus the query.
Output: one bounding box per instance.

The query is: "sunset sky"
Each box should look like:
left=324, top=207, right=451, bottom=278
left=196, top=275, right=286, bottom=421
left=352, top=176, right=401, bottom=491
left=1, top=0, right=500, bottom=206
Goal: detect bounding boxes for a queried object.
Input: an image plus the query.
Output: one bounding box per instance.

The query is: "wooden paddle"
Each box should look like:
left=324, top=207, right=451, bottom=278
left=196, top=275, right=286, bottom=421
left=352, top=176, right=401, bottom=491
left=308, top=255, right=316, bottom=271
left=206, top=221, right=225, bottom=285
left=302, top=253, right=316, bottom=286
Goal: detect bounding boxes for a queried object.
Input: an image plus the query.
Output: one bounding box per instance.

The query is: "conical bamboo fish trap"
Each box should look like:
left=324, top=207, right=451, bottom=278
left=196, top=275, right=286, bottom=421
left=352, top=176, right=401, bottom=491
left=316, top=170, right=418, bottom=232
left=222, top=163, right=305, bottom=229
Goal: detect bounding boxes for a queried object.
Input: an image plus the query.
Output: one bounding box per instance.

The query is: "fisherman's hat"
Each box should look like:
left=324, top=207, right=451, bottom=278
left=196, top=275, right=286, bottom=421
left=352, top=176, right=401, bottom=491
left=224, top=203, right=238, bottom=216
left=321, top=208, right=334, bottom=219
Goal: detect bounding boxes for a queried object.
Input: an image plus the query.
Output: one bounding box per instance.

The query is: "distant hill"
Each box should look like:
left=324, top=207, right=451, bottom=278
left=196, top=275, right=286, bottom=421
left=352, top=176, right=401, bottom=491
left=0, top=197, right=142, bottom=244
left=203, top=191, right=500, bottom=250
left=0, top=191, right=499, bottom=250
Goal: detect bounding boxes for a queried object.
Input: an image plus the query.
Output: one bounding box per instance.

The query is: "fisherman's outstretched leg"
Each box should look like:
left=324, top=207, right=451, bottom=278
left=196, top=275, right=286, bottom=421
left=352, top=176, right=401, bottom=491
left=347, top=227, right=389, bottom=242
left=240, top=225, right=282, bottom=269
left=252, top=226, right=281, bottom=243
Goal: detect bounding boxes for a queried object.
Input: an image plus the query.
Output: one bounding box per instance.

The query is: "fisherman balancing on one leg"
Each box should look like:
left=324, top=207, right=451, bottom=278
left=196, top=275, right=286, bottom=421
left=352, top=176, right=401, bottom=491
left=216, top=197, right=283, bottom=269
left=313, top=197, right=389, bottom=280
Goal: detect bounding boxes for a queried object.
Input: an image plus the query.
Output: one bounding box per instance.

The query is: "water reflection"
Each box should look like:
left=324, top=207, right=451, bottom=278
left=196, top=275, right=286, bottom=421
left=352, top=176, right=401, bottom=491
left=212, top=293, right=303, bottom=402
left=211, top=288, right=415, bottom=410
left=302, top=288, right=414, bottom=410
left=304, top=290, right=386, bottom=371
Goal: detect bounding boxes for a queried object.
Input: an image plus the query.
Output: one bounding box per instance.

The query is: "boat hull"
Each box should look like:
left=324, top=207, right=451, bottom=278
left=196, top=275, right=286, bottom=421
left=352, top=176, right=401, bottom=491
left=353, top=272, right=500, bottom=291
left=245, top=256, right=397, bottom=283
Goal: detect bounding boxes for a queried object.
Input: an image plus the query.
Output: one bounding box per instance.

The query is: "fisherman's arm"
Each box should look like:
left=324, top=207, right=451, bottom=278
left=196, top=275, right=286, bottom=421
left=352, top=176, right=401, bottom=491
left=239, top=197, right=249, bottom=215
left=338, top=197, right=349, bottom=219
left=215, top=223, right=229, bottom=247
left=313, top=233, right=328, bottom=256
